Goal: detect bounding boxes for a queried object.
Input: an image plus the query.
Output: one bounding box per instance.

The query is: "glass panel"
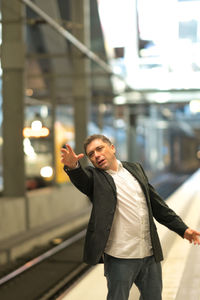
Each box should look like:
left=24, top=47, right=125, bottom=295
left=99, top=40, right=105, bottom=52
left=0, top=79, right=2, bottom=191
left=0, top=16, right=2, bottom=191
left=55, top=104, right=74, bottom=184
left=24, top=103, right=53, bottom=190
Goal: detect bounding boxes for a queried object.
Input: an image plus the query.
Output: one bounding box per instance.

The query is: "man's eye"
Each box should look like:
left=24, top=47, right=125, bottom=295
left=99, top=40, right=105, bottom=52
left=97, top=146, right=103, bottom=151
left=88, top=152, right=94, bottom=158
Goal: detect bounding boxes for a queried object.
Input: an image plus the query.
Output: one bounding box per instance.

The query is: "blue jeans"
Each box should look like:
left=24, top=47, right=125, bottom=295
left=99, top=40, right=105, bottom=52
left=104, top=254, right=162, bottom=300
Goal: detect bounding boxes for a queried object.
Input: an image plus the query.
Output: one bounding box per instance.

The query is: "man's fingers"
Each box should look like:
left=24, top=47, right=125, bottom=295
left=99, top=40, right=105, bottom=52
left=64, top=144, right=84, bottom=160
left=77, top=153, right=84, bottom=160
left=60, top=145, right=84, bottom=165
left=60, top=144, right=73, bottom=154
left=65, top=144, right=74, bottom=153
left=61, top=148, right=67, bottom=153
left=185, top=228, right=200, bottom=245
left=193, top=233, right=200, bottom=245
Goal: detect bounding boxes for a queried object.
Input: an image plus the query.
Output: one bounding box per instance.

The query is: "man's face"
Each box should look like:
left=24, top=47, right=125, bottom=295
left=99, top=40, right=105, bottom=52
left=86, top=139, right=117, bottom=171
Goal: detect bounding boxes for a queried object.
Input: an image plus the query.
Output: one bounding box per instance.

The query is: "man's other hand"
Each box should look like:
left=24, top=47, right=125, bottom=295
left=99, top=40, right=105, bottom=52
left=184, top=228, right=200, bottom=245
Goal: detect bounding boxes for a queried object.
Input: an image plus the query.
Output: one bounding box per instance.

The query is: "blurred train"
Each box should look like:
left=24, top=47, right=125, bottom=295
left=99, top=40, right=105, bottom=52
left=135, top=112, right=200, bottom=175
left=168, top=126, right=200, bottom=173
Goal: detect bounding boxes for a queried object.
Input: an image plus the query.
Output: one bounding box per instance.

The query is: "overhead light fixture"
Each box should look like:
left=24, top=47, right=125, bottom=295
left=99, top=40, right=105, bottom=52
left=40, top=166, right=53, bottom=178
left=189, top=100, right=200, bottom=113
left=113, top=96, right=126, bottom=105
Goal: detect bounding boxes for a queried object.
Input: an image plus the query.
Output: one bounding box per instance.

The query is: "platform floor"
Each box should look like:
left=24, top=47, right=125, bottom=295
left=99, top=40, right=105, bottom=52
left=58, top=170, right=200, bottom=300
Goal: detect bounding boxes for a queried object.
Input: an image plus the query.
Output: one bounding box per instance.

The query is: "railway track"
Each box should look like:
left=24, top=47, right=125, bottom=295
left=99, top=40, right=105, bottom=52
left=0, top=229, right=90, bottom=300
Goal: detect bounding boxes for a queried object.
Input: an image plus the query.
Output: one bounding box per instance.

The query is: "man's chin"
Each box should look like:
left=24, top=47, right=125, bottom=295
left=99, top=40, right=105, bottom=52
left=96, top=163, right=108, bottom=170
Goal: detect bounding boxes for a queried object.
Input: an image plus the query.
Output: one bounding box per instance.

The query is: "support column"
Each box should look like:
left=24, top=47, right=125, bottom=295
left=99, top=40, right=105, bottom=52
left=97, top=99, right=105, bottom=133
left=146, top=105, right=159, bottom=172
left=126, top=105, right=138, bottom=162
left=1, top=0, right=26, bottom=196
left=70, top=0, right=91, bottom=162
left=50, top=78, right=56, bottom=184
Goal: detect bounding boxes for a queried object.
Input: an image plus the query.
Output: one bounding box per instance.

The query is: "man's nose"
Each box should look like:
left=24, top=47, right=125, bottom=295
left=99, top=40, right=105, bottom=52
left=94, top=151, right=100, bottom=158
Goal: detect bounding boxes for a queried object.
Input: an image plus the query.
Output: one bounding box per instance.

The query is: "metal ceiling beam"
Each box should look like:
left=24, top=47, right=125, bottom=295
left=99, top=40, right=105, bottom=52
left=26, top=71, right=112, bottom=79
left=21, top=0, right=113, bottom=74
left=26, top=51, right=105, bottom=59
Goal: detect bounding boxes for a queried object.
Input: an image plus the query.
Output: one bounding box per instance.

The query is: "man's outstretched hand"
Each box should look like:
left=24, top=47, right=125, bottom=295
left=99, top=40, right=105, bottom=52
left=61, top=144, right=84, bottom=169
left=184, top=228, right=200, bottom=245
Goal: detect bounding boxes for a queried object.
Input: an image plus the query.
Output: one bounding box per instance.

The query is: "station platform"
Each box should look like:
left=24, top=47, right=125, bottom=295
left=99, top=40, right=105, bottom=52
left=57, top=170, right=200, bottom=300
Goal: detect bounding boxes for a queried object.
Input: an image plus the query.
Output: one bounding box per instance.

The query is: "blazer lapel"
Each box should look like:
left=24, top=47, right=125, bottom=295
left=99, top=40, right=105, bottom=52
left=97, top=168, right=117, bottom=195
left=122, top=162, right=150, bottom=200
left=122, top=162, right=145, bottom=184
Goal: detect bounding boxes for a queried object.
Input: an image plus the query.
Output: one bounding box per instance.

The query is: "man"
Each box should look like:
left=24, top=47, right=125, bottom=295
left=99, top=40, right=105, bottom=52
left=61, top=134, right=200, bottom=300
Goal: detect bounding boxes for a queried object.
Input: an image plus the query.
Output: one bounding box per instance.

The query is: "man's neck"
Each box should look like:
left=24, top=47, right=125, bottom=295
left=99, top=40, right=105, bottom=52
left=108, top=159, right=119, bottom=172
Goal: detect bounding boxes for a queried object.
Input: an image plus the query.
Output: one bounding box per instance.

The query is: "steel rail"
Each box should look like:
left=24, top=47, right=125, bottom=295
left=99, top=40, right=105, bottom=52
left=20, top=0, right=113, bottom=75
left=0, top=229, right=86, bottom=286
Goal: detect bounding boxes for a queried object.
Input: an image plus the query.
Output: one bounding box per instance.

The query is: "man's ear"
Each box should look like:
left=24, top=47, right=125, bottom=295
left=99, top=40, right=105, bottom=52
left=111, top=144, right=116, bottom=154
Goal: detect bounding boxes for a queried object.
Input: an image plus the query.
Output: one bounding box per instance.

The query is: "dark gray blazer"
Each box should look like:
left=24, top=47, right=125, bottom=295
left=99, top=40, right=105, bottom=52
left=64, top=161, right=188, bottom=265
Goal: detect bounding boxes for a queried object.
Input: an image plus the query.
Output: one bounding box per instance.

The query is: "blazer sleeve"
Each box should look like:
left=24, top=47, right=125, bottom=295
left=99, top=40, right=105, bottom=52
left=138, top=164, right=188, bottom=238
left=148, top=183, right=188, bottom=237
left=64, top=164, right=93, bottom=197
